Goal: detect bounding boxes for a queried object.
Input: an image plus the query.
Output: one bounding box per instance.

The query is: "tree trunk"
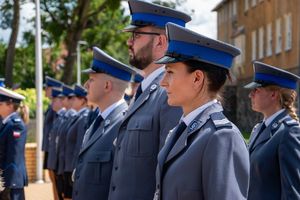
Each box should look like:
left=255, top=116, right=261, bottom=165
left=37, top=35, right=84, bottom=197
left=61, top=0, right=91, bottom=84
left=4, top=0, right=20, bottom=87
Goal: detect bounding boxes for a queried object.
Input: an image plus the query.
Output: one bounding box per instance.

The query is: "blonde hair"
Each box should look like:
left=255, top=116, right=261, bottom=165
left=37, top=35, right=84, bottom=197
left=267, top=85, right=299, bottom=121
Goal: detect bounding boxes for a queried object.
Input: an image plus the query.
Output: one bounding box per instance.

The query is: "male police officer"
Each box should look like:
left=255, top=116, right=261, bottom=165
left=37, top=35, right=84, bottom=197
left=108, top=1, right=191, bottom=199
left=72, top=47, right=139, bottom=200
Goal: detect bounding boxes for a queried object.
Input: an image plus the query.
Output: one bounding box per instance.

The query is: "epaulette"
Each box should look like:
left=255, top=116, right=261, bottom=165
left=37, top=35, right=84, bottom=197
left=210, top=112, right=232, bottom=129
left=281, top=117, right=299, bottom=127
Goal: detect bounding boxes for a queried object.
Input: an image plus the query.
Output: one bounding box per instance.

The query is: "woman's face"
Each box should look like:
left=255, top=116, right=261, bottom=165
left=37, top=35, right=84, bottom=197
left=249, top=87, right=275, bottom=114
left=0, top=101, right=14, bottom=118
left=160, top=62, right=198, bottom=108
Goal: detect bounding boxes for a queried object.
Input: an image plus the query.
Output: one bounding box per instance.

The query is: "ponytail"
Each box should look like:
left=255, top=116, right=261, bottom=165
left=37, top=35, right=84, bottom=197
left=280, top=89, right=299, bottom=121
left=267, top=85, right=299, bottom=121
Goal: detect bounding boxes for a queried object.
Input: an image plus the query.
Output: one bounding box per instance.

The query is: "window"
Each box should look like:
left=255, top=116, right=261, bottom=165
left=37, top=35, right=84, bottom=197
left=266, top=23, right=272, bottom=56
left=275, top=18, right=282, bottom=54
left=251, top=0, right=257, bottom=7
left=234, top=34, right=246, bottom=68
left=258, top=27, right=264, bottom=59
left=252, top=30, right=257, bottom=60
left=285, top=13, right=292, bottom=51
left=245, top=0, right=249, bottom=12
left=233, top=0, right=237, bottom=17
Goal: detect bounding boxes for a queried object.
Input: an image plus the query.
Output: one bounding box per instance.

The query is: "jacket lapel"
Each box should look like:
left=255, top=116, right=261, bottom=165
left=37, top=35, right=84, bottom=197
left=123, top=72, right=164, bottom=123
left=163, top=103, right=223, bottom=164
left=79, top=102, right=128, bottom=154
left=250, top=110, right=288, bottom=152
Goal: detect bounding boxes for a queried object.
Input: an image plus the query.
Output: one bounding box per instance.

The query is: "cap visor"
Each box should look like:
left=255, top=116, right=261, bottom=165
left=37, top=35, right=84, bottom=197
left=81, top=68, right=96, bottom=74
left=123, top=24, right=140, bottom=32
left=155, top=55, right=188, bottom=64
left=244, top=82, right=262, bottom=89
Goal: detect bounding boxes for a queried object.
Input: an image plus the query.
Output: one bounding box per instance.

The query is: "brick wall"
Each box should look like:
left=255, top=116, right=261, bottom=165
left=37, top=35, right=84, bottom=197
left=25, top=143, right=37, bottom=182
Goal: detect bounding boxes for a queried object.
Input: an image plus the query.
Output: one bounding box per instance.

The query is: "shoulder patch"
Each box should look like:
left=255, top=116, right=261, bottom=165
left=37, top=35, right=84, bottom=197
left=210, top=112, right=232, bottom=129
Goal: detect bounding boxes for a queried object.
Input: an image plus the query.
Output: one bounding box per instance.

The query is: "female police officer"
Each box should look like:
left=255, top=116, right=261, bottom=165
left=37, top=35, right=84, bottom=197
left=245, top=61, right=300, bottom=200
left=154, top=22, right=249, bottom=200
left=0, top=87, right=29, bottom=200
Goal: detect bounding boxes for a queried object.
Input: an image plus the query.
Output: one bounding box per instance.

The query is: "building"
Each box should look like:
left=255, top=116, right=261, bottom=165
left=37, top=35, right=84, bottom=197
left=213, top=0, right=300, bottom=131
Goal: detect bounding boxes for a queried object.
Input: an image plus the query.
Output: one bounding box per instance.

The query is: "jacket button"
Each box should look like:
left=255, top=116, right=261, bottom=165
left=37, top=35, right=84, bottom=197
left=118, top=146, right=121, bottom=150
left=114, top=166, right=118, bottom=170
left=112, top=186, right=116, bottom=191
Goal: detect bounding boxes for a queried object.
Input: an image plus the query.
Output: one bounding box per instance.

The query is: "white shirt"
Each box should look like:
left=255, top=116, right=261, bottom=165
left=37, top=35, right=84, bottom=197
left=182, top=99, right=218, bottom=126
left=100, top=99, right=126, bottom=120
left=2, top=112, right=17, bottom=124
left=141, top=66, right=165, bottom=92
left=264, top=109, right=285, bottom=126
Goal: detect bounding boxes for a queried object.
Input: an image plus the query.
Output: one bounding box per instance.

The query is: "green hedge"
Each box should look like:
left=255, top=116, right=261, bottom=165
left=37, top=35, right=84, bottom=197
left=14, top=88, right=50, bottom=118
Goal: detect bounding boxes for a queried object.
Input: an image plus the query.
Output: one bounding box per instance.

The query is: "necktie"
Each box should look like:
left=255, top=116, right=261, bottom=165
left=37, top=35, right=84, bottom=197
left=160, top=121, right=187, bottom=165
left=89, top=115, right=103, bottom=139
left=134, top=84, right=143, bottom=102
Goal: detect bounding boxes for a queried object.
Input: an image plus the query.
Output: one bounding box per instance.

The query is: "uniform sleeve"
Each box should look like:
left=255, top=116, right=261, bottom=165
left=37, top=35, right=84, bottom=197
left=278, top=126, right=300, bottom=199
left=202, top=129, right=249, bottom=200
left=158, top=91, right=182, bottom=149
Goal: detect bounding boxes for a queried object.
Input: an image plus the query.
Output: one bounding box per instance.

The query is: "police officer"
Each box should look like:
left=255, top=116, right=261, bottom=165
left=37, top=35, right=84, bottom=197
left=0, top=87, right=29, bottom=200
left=56, top=85, right=78, bottom=199
left=47, top=87, right=66, bottom=200
left=109, top=1, right=191, bottom=199
left=63, top=84, right=89, bottom=199
left=154, top=23, right=250, bottom=200
left=42, top=76, right=63, bottom=200
left=245, top=61, right=300, bottom=200
left=72, top=47, right=139, bottom=200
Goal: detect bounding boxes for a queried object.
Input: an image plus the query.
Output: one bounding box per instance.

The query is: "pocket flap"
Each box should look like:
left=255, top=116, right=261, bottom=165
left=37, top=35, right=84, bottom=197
left=88, top=151, right=111, bottom=162
left=127, top=116, right=152, bottom=131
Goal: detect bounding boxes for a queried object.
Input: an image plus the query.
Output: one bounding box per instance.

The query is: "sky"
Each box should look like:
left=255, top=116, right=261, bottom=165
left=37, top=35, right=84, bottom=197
left=0, top=0, right=221, bottom=43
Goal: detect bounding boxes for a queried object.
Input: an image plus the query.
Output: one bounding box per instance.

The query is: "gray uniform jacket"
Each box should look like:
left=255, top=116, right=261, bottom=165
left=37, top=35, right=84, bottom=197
left=47, top=109, right=66, bottom=170
left=57, top=109, right=77, bottom=175
left=72, top=102, right=128, bottom=200
left=155, top=102, right=249, bottom=200
left=42, top=105, right=56, bottom=152
left=64, top=108, right=90, bottom=172
left=108, top=72, right=182, bottom=200
left=248, top=110, right=300, bottom=200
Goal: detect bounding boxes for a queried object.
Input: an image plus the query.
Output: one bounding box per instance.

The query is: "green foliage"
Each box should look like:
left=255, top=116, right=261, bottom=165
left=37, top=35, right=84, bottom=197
left=14, top=88, right=50, bottom=118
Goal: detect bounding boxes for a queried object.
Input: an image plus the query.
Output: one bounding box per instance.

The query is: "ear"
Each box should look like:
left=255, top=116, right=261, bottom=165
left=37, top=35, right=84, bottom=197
left=193, top=70, right=205, bottom=88
left=154, top=35, right=168, bottom=51
left=104, top=80, right=113, bottom=92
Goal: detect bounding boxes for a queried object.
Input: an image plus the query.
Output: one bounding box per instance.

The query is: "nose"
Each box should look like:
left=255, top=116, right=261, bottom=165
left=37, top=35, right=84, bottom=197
left=160, top=73, right=168, bottom=88
left=127, top=37, right=134, bottom=46
left=249, top=90, right=254, bottom=98
left=84, top=80, right=89, bottom=90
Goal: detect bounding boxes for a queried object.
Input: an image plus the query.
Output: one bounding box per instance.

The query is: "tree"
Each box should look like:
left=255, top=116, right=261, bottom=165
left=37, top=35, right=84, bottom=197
left=0, top=0, right=24, bottom=87
left=41, top=0, right=124, bottom=84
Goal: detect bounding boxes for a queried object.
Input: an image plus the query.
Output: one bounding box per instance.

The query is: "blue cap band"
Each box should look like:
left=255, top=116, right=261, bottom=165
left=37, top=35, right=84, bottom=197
left=168, top=40, right=234, bottom=69
left=255, top=73, right=297, bottom=89
left=92, top=59, right=131, bottom=81
left=132, top=13, right=186, bottom=28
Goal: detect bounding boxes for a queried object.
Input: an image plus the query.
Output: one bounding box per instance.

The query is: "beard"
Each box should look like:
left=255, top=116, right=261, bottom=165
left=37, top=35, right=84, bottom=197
left=129, top=38, right=154, bottom=70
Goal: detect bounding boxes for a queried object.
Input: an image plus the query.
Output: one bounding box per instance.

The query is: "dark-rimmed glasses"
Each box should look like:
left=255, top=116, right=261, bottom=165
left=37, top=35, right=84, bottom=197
left=129, top=31, right=160, bottom=41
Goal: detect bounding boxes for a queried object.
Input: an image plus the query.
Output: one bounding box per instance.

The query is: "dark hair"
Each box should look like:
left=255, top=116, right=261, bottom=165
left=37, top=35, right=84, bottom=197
left=184, top=60, right=230, bottom=93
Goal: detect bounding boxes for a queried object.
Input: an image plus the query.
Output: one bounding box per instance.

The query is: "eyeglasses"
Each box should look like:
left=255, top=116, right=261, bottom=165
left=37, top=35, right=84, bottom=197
left=129, top=31, right=160, bottom=41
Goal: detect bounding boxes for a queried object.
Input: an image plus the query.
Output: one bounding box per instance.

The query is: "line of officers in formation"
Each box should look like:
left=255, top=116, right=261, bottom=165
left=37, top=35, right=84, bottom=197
left=1, top=0, right=300, bottom=200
